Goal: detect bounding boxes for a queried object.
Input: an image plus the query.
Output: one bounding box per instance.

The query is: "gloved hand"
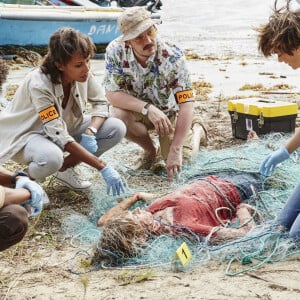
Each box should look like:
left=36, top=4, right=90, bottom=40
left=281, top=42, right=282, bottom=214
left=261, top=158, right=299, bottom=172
left=100, top=165, right=125, bottom=196
left=16, top=177, right=44, bottom=216
left=80, top=133, right=98, bottom=154
left=259, top=147, right=290, bottom=176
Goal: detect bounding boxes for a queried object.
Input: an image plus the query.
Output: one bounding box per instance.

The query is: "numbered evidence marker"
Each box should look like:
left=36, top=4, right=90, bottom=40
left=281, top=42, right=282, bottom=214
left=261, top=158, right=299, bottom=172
left=172, top=242, right=192, bottom=267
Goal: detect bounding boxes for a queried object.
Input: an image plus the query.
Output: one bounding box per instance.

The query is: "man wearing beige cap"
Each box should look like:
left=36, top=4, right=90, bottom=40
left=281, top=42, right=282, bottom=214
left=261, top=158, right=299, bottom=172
left=103, top=6, right=207, bottom=181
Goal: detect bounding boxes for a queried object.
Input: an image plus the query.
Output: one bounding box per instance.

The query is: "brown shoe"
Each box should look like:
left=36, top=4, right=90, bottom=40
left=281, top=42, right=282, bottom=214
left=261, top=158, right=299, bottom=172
left=150, top=158, right=166, bottom=173
left=135, top=147, right=164, bottom=171
left=135, top=156, right=156, bottom=170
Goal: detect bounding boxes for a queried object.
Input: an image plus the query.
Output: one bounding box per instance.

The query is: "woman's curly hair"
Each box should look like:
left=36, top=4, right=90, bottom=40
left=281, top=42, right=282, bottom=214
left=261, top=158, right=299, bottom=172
left=40, top=27, right=95, bottom=84
left=256, top=0, right=300, bottom=56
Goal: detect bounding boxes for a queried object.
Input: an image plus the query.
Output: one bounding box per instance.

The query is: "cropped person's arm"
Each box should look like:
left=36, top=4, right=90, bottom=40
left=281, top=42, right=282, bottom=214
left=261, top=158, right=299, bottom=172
left=0, top=166, right=14, bottom=187
left=285, top=128, right=300, bottom=153
left=2, top=187, right=31, bottom=206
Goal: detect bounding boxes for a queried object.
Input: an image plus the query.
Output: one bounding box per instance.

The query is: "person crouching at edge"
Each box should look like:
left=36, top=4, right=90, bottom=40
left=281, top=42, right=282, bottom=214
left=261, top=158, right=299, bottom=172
left=103, top=7, right=208, bottom=182
left=0, top=57, right=46, bottom=251
left=256, top=0, right=300, bottom=243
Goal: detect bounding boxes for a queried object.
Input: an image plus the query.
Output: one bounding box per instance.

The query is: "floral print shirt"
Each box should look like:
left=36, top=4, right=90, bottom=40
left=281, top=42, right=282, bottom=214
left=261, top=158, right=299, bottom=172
left=103, top=37, right=194, bottom=116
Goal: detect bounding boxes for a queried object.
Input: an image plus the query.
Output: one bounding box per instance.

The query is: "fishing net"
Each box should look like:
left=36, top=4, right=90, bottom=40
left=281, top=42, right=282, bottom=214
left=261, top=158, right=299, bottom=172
left=63, top=132, right=300, bottom=274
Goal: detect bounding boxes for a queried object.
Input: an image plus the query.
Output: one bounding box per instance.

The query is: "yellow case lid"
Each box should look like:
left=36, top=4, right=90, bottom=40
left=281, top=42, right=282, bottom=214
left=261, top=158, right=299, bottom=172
left=228, top=98, right=298, bottom=117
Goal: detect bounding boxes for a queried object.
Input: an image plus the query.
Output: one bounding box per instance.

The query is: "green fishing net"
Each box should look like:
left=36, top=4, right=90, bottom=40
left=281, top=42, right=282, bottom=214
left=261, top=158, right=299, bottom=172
left=63, top=133, right=300, bottom=274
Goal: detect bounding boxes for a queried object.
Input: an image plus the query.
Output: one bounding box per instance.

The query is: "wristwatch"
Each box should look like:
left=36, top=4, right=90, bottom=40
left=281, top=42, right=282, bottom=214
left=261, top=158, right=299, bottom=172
left=141, top=103, right=151, bottom=116
left=87, top=126, right=98, bottom=136
left=11, top=171, right=29, bottom=188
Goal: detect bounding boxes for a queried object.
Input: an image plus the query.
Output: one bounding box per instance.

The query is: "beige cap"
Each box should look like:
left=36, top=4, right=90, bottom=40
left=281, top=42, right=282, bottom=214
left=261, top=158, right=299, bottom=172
left=118, top=7, right=162, bottom=42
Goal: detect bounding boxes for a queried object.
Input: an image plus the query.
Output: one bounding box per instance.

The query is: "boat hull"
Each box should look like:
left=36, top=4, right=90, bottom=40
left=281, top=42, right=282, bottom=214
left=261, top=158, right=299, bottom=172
left=0, top=5, right=123, bottom=47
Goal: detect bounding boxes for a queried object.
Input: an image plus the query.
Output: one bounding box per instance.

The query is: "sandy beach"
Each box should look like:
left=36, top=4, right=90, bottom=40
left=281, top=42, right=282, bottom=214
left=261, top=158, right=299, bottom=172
left=1, top=0, right=300, bottom=299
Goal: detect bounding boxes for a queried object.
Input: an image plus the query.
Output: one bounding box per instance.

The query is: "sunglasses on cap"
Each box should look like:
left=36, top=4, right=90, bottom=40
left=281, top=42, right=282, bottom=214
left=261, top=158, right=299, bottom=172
left=131, top=26, right=158, bottom=43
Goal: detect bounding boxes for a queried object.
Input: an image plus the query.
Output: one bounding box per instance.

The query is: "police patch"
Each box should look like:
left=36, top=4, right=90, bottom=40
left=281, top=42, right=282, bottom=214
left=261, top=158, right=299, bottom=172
left=175, top=90, right=194, bottom=104
left=39, top=106, right=59, bottom=123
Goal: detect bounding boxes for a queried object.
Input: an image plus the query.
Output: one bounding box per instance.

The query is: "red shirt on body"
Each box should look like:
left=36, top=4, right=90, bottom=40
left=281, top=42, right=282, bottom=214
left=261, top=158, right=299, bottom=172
left=146, top=176, right=241, bottom=236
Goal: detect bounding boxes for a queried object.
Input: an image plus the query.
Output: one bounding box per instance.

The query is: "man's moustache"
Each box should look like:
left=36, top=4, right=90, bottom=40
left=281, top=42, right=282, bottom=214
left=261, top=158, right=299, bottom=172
left=143, top=44, right=154, bottom=50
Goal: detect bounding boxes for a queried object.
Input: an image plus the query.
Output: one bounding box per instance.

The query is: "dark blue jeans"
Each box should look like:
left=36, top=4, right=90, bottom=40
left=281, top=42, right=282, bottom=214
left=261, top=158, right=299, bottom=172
left=189, top=172, right=263, bottom=202
left=221, top=172, right=263, bottom=202
left=276, top=182, right=300, bottom=240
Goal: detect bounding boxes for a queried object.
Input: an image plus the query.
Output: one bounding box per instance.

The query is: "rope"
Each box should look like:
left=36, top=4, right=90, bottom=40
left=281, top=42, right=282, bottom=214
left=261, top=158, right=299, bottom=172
left=63, top=133, right=300, bottom=274
left=225, top=232, right=282, bottom=276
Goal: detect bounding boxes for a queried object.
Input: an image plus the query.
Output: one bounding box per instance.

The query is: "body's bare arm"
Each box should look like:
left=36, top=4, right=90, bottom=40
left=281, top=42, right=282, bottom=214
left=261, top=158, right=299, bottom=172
left=97, top=192, right=156, bottom=226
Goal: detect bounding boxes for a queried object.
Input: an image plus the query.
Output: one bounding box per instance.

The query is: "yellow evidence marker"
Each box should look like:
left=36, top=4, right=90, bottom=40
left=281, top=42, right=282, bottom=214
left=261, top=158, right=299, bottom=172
left=173, top=242, right=192, bottom=267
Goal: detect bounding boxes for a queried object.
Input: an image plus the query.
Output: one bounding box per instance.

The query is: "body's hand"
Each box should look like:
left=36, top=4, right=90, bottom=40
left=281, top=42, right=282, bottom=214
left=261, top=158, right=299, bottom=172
left=237, top=203, right=263, bottom=224
left=135, top=192, right=156, bottom=202
left=166, top=147, right=182, bottom=181
left=259, top=147, right=290, bottom=176
left=15, top=177, right=44, bottom=216
left=80, top=133, right=98, bottom=154
left=100, top=165, right=125, bottom=196
left=147, top=105, right=173, bottom=137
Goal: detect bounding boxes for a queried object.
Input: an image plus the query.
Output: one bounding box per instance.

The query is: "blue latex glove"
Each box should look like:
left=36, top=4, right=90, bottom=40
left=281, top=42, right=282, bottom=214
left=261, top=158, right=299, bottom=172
left=16, top=177, right=44, bottom=216
left=100, top=165, right=125, bottom=196
left=259, top=147, right=290, bottom=176
left=80, top=133, right=98, bottom=154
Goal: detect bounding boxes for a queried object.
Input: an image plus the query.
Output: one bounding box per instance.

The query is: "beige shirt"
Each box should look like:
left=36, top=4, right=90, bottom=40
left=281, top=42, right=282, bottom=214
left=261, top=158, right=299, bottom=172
left=0, top=67, right=109, bottom=163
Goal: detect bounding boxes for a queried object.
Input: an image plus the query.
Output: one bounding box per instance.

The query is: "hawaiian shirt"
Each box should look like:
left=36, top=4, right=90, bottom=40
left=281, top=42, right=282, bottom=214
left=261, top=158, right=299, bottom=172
left=103, top=37, right=194, bottom=116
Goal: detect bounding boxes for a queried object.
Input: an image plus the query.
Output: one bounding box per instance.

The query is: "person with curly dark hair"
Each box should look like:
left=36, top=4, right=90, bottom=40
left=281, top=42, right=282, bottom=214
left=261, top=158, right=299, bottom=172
left=257, top=0, right=300, bottom=241
left=257, top=0, right=300, bottom=177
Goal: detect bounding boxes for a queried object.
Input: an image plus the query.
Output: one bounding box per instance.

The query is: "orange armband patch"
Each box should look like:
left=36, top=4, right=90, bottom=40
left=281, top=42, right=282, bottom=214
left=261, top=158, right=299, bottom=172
left=175, top=90, right=194, bottom=104
left=39, top=106, right=59, bottom=123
